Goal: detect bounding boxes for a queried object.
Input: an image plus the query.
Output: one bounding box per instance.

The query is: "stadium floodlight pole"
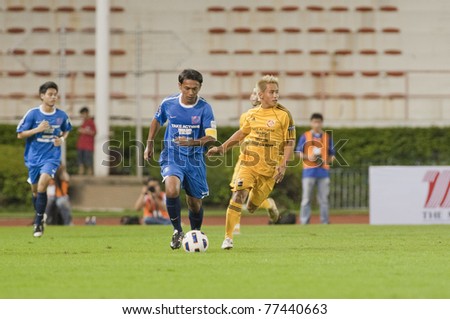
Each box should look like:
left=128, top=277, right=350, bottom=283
left=94, top=0, right=110, bottom=176
left=58, top=27, right=67, bottom=166
left=135, top=25, right=143, bottom=179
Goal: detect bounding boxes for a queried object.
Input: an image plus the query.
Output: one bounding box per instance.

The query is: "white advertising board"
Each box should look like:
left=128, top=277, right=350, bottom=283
left=369, top=166, right=450, bottom=225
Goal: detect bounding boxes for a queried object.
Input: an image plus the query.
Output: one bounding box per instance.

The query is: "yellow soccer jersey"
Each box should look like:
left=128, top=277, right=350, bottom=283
left=239, top=104, right=295, bottom=177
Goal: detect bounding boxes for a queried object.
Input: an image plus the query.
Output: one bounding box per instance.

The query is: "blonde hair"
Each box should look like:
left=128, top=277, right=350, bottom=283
left=257, top=75, right=279, bottom=93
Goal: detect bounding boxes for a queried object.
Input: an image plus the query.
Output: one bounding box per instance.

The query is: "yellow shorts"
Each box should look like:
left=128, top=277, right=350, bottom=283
left=231, top=165, right=275, bottom=207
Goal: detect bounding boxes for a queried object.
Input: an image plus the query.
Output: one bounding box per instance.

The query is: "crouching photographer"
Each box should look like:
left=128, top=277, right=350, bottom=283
left=134, top=177, right=171, bottom=225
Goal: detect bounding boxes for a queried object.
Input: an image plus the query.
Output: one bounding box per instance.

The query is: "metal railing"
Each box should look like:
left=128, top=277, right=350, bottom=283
left=329, top=168, right=368, bottom=209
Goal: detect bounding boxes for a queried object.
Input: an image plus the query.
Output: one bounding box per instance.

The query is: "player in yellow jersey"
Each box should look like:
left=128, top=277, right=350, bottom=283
left=207, top=75, right=296, bottom=249
left=230, top=88, right=280, bottom=235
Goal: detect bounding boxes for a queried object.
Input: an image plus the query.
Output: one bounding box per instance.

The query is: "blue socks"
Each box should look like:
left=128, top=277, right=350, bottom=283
left=189, top=207, right=204, bottom=230
left=166, top=196, right=182, bottom=232
left=34, top=192, right=47, bottom=225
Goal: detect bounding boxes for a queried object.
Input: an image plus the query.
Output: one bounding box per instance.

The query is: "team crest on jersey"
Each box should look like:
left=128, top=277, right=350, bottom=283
left=191, top=116, right=201, bottom=124
left=266, top=119, right=275, bottom=127
left=56, top=117, right=63, bottom=125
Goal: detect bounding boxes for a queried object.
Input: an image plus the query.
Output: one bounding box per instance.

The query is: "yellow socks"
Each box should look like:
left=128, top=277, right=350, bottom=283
left=225, top=200, right=242, bottom=239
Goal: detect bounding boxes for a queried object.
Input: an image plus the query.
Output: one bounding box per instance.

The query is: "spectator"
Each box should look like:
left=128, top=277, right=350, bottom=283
left=45, top=165, right=73, bottom=225
left=295, top=113, right=335, bottom=224
left=76, top=107, right=96, bottom=175
left=134, top=177, right=171, bottom=225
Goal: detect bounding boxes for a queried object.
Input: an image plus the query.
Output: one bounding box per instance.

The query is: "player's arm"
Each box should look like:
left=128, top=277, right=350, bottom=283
left=174, top=134, right=216, bottom=147
left=206, top=129, right=248, bottom=156
left=17, top=120, right=50, bottom=139
left=54, top=130, right=70, bottom=147
left=144, top=118, right=161, bottom=161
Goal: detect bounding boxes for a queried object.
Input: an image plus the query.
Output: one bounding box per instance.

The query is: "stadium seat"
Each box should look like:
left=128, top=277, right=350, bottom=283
left=362, top=93, right=382, bottom=99
left=209, top=49, right=229, bottom=55
left=355, top=6, right=374, bottom=12
left=285, top=93, right=308, bottom=100
left=284, top=49, right=303, bottom=54
left=55, top=6, right=75, bottom=13
left=258, top=27, right=276, bottom=33
left=286, top=71, right=305, bottom=76
left=359, top=50, right=378, bottom=55
left=382, top=28, right=400, bottom=33
left=310, top=50, right=328, bottom=55
left=210, top=71, right=229, bottom=76
left=379, top=6, right=398, bottom=12
left=361, top=71, right=380, bottom=77
left=231, top=6, right=250, bottom=12
left=330, top=6, right=349, bottom=12
left=10, top=49, right=26, bottom=55
left=56, top=49, right=76, bottom=56
left=334, top=50, right=352, bottom=55
left=386, top=71, right=405, bottom=77
left=233, top=27, right=252, bottom=33
left=336, top=93, right=356, bottom=99
left=110, top=92, right=127, bottom=100
left=333, top=28, right=351, bottom=33
left=283, top=27, right=301, bottom=33
left=81, top=6, right=96, bottom=12
left=211, top=93, right=233, bottom=100
left=7, top=27, right=25, bottom=33
left=56, top=27, right=76, bottom=33
left=358, top=28, right=376, bottom=33
left=308, top=27, right=326, bottom=33
left=387, top=93, right=405, bottom=99
left=83, top=71, right=95, bottom=77
left=281, top=6, right=299, bottom=12
left=311, top=72, right=330, bottom=77
left=384, top=50, right=402, bottom=55
left=207, top=6, right=225, bottom=12
left=110, top=72, right=127, bottom=77
left=110, top=6, right=125, bottom=13
left=208, top=28, right=226, bottom=34
left=256, top=6, right=275, bottom=12
left=32, top=49, right=51, bottom=55
left=235, top=71, right=254, bottom=77
left=83, top=49, right=95, bottom=56
left=260, top=71, right=280, bottom=76
left=6, top=5, right=25, bottom=12
left=335, top=71, right=355, bottom=77
left=110, top=28, right=125, bottom=34
left=31, top=6, right=50, bottom=12
left=306, top=6, right=324, bottom=12
left=259, top=50, right=278, bottom=55
left=33, top=71, right=52, bottom=77
left=9, top=92, right=27, bottom=99
left=32, top=27, right=51, bottom=33
left=81, top=27, right=96, bottom=33
left=111, top=49, right=126, bottom=56
left=7, top=71, right=27, bottom=77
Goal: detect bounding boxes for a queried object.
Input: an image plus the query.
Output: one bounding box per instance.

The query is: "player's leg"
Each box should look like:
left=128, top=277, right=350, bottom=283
left=300, top=177, right=316, bottom=224
left=317, top=177, right=330, bottom=224
left=33, top=173, right=53, bottom=237
left=185, top=195, right=203, bottom=230
left=222, top=188, right=249, bottom=249
left=247, top=176, right=277, bottom=221
left=260, top=197, right=280, bottom=223
left=164, top=175, right=185, bottom=249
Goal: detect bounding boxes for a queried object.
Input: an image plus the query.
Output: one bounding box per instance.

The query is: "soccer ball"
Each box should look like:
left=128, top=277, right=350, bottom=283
left=182, top=230, right=209, bottom=253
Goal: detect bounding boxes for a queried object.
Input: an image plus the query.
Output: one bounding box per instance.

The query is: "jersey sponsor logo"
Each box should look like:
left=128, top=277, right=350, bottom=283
left=191, top=116, right=201, bottom=124
left=266, top=119, right=275, bottom=127
left=423, top=170, right=450, bottom=208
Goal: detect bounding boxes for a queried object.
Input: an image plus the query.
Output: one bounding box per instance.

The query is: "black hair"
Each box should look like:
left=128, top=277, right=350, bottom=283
left=310, top=113, right=324, bottom=121
left=79, top=106, right=89, bottom=114
left=39, top=81, right=58, bottom=95
left=178, top=69, right=203, bottom=85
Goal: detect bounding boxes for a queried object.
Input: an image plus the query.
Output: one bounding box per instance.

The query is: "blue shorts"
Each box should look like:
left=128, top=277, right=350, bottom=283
left=161, top=161, right=209, bottom=199
left=27, top=162, right=60, bottom=185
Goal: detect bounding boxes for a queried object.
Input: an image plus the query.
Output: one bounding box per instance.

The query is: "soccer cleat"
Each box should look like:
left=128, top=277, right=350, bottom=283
left=170, top=230, right=184, bottom=250
left=33, top=224, right=44, bottom=238
left=233, top=223, right=241, bottom=235
left=221, top=237, right=234, bottom=250
left=267, top=198, right=280, bottom=224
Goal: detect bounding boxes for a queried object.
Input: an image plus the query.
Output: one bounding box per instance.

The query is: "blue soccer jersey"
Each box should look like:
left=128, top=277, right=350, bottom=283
left=154, top=94, right=216, bottom=165
left=17, top=106, right=72, bottom=167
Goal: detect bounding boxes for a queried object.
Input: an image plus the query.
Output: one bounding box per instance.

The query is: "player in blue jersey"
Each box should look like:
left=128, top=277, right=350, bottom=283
left=17, top=81, right=72, bottom=237
left=143, top=69, right=217, bottom=249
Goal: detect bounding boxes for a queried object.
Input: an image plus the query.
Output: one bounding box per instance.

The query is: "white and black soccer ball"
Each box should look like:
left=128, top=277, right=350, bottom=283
left=182, top=230, right=209, bottom=253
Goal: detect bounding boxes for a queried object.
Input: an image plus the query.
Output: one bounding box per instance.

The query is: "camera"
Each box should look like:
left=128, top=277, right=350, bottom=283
left=148, top=186, right=156, bottom=193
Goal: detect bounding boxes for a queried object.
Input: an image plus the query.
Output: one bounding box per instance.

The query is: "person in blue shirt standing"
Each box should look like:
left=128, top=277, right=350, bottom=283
left=295, top=113, right=335, bottom=224
left=17, top=81, right=72, bottom=237
left=143, top=69, right=217, bottom=249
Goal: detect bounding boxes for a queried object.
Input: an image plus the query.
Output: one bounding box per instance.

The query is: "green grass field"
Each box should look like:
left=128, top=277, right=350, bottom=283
left=1, top=224, right=449, bottom=299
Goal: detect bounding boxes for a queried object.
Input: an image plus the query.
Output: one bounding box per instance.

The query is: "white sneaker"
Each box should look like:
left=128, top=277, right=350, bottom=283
left=221, top=237, right=234, bottom=250
left=233, top=223, right=241, bottom=235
